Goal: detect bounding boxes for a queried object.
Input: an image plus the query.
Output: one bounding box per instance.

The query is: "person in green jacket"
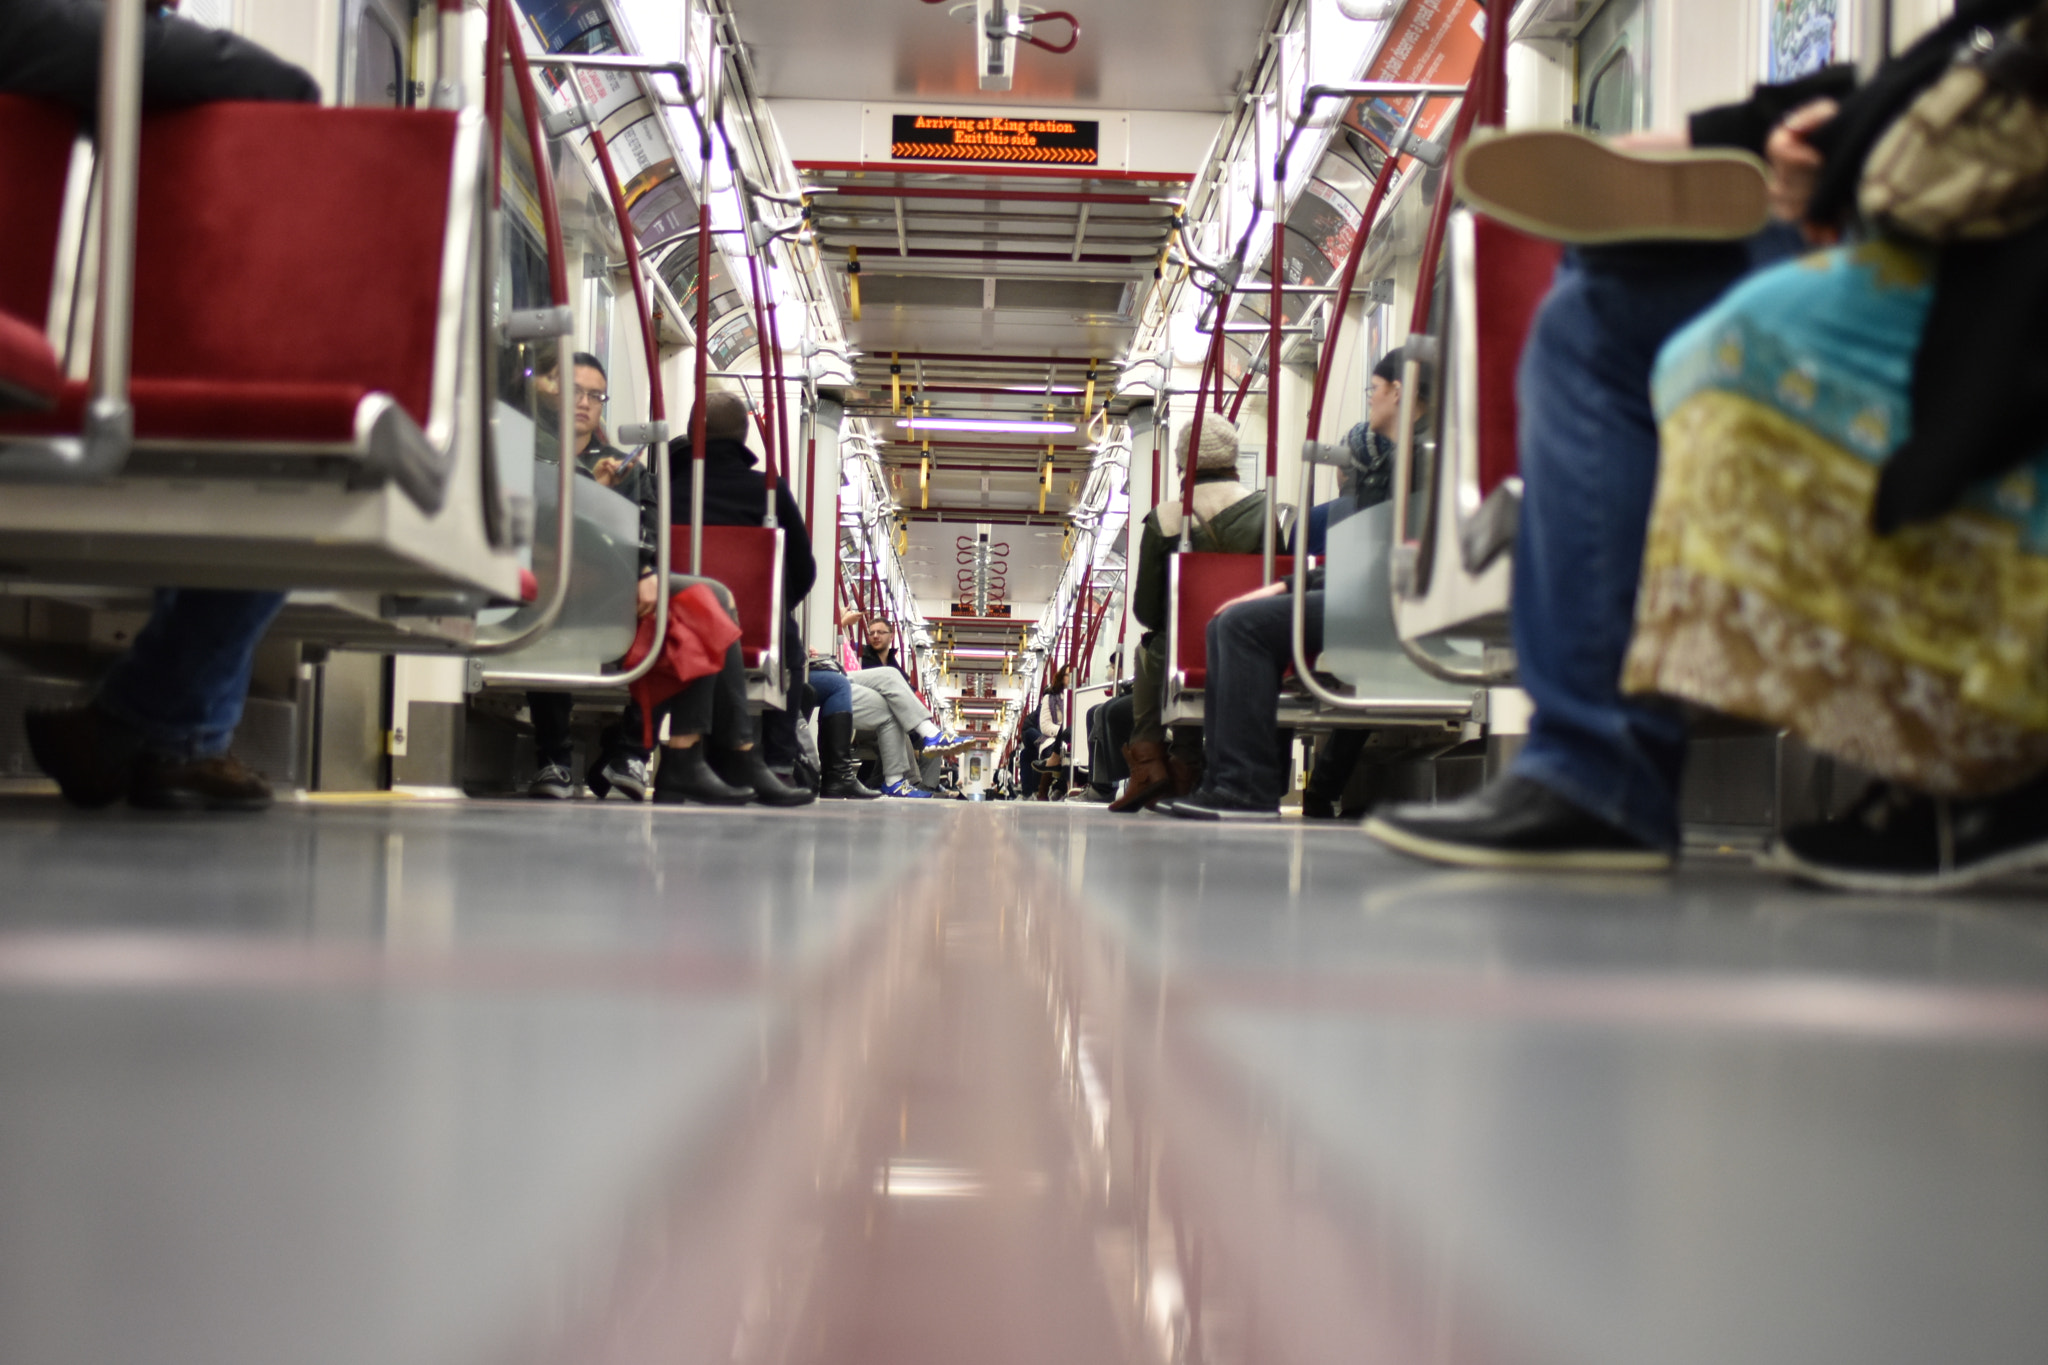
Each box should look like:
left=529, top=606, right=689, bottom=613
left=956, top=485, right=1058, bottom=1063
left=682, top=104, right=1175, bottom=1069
left=1111, top=412, right=1270, bottom=813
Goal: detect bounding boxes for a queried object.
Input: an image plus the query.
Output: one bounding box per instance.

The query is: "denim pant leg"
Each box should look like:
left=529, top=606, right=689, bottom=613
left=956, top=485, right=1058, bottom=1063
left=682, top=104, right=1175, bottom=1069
left=95, top=588, right=287, bottom=761
left=1507, top=248, right=1752, bottom=850
left=809, top=668, right=853, bottom=718
left=1201, top=592, right=1322, bottom=808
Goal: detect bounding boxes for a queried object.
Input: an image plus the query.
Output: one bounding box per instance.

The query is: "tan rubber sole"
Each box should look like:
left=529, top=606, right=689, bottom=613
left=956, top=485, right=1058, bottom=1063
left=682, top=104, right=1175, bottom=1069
left=1363, top=815, right=1674, bottom=873
left=1456, top=128, right=1770, bottom=245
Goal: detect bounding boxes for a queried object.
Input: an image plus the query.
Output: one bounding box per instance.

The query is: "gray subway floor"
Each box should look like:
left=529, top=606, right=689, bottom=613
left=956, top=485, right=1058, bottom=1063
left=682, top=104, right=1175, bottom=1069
left=1, top=795, right=2045, bottom=1365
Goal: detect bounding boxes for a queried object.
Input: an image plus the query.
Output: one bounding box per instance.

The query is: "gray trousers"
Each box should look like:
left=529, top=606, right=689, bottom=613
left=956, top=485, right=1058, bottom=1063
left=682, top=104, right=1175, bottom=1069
left=849, top=681, right=919, bottom=784
left=846, top=667, right=939, bottom=785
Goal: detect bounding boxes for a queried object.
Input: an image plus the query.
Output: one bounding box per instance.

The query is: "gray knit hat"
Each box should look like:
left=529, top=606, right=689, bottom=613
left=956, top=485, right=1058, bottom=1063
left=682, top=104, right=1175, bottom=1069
left=1174, top=412, right=1240, bottom=471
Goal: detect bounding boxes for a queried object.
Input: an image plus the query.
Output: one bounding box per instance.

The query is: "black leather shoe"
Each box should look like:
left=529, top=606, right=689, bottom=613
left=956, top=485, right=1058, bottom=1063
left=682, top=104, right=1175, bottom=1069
left=24, top=705, right=138, bottom=809
left=129, top=752, right=274, bottom=812
left=653, top=745, right=753, bottom=806
left=711, top=747, right=815, bottom=807
left=1761, top=776, right=2048, bottom=893
left=1166, top=788, right=1281, bottom=822
left=1364, top=775, right=1672, bottom=871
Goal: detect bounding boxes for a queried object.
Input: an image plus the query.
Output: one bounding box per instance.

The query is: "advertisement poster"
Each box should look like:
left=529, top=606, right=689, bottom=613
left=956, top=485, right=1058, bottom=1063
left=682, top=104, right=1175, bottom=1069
left=1342, top=0, right=1487, bottom=165
left=1766, top=0, right=1840, bottom=82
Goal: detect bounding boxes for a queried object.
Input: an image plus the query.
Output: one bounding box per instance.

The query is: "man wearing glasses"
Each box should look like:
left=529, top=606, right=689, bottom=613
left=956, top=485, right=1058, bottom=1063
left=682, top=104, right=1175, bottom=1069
left=526, top=353, right=647, bottom=799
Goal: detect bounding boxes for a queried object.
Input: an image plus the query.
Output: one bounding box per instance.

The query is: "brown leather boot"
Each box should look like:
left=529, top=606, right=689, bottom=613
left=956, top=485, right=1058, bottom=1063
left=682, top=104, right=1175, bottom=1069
left=1108, top=740, right=1172, bottom=813
left=1167, top=751, right=1202, bottom=797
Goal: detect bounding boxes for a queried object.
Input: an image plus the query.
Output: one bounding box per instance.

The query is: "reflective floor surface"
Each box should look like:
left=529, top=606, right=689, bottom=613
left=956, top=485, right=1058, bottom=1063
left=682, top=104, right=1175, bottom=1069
left=2, top=796, right=2047, bottom=1365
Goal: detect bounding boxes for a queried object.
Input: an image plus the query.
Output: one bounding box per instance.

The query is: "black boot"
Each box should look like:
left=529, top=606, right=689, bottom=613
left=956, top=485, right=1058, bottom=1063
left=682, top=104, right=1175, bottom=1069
left=817, top=713, right=879, bottom=800
left=712, top=746, right=815, bottom=807
left=653, top=744, right=753, bottom=806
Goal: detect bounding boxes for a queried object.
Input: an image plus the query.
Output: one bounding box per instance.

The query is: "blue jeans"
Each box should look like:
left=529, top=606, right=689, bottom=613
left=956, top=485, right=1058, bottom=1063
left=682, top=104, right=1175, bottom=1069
left=809, top=666, right=853, bottom=718
left=95, top=589, right=287, bottom=761
left=1509, top=234, right=1799, bottom=849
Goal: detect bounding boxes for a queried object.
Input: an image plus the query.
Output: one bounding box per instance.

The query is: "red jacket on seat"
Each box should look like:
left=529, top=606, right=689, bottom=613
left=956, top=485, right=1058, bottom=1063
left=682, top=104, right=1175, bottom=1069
left=623, top=583, right=743, bottom=747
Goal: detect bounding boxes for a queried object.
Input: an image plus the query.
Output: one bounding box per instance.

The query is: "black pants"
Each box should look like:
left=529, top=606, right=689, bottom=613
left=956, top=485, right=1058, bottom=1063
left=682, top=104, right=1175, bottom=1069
left=529, top=692, right=657, bottom=768
left=1087, top=694, right=1134, bottom=785
left=752, top=612, right=805, bottom=771
left=0, top=0, right=319, bottom=113
left=666, top=641, right=754, bottom=749
left=1305, top=728, right=1369, bottom=804
left=1200, top=591, right=1324, bottom=809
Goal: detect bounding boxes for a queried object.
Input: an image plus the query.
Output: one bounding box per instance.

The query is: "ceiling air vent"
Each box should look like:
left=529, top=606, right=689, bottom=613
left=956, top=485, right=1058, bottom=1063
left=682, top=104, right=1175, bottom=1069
left=992, top=279, right=1130, bottom=315
left=856, top=275, right=989, bottom=309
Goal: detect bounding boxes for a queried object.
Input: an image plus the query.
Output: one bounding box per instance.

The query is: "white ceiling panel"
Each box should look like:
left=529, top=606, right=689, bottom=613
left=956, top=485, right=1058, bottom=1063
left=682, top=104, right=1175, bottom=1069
left=723, top=0, right=1280, bottom=113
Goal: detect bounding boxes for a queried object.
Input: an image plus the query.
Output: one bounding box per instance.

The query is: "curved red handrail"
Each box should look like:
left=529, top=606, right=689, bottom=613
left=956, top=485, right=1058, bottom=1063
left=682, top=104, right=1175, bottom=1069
left=585, top=124, right=665, bottom=426
left=498, top=0, right=569, bottom=310
left=1021, top=11, right=1080, bottom=54
left=1176, top=310, right=1227, bottom=535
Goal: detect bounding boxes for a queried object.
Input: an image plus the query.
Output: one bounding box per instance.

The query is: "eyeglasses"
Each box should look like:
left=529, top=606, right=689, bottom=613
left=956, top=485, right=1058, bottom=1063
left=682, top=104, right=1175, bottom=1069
left=574, top=385, right=608, bottom=406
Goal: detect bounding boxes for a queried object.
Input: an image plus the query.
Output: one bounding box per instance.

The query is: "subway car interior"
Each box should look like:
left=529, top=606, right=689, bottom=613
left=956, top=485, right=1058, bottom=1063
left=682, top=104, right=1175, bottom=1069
left=5, top=0, right=2048, bottom=1361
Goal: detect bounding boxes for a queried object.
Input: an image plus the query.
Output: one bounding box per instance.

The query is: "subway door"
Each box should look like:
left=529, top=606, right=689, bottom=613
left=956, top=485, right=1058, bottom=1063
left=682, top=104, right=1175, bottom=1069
left=1576, top=0, right=1651, bottom=134
left=341, top=0, right=421, bottom=108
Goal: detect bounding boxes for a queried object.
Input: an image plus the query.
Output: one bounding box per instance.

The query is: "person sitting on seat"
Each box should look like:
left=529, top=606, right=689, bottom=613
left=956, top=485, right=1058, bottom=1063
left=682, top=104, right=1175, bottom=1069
left=802, top=652, right=879, bottom=800
left=16, top=0, right=321, bottom=812
left=1114, top=412, right=1269, bottom=812
left=526, top=351, right=645, bottom=800
left=660, top=390, right=816, bottom=803
left=1162, top=397, right=1402, bottom=821
left=1366, top=0, right=2048, bottom=886
left=839, top=610, right=970, bottom=796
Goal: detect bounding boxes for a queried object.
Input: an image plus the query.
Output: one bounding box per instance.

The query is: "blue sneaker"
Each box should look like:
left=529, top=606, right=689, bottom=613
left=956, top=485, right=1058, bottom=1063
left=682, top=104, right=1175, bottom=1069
left=881, top=779, right=936, bottom=798
left=915, top=729, right=972, bottom=755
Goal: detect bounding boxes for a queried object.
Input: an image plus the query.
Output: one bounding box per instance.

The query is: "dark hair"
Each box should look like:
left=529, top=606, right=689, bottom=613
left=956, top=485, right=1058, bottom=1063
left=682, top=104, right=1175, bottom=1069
left=1371, top=347, right=1406, bottom=385
left=572, top=351, right=606, bottom=378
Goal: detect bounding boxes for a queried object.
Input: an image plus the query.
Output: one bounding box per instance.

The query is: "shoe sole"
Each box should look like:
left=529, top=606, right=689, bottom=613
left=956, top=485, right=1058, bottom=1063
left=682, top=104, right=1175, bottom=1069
left=1456, top=129, right=1769, bottom=245
left=1756, top=839, right=2048, bottom=895
left=1167, top=804, right=1280, bottom=822
left=528, top=785, right=574, bottom=800
left=1363, top=815, right=1674, bottom=872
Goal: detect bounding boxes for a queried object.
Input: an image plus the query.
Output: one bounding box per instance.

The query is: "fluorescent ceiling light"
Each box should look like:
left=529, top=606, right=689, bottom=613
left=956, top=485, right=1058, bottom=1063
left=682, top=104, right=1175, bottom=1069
left=949, top=648, right=1011, bottom=658
left=897, top=418, right=1076, bottom=435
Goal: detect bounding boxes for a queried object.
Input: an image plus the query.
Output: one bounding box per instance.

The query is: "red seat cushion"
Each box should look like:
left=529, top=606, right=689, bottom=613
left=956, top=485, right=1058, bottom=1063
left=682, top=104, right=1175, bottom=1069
left=0, top=95, right=77, bottom=327
left=670, top=525, right=784, bottom=669
left=0, top=311, right=63, bottom=410
left=0, top=378, right=367, bottom=443
left=1174, top=554, right=1305, bottom=689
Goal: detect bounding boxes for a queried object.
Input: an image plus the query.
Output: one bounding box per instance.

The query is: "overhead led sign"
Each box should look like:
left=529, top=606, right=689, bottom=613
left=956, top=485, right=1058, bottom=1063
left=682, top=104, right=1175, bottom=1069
left=890, top=113, right=1099, bottom=166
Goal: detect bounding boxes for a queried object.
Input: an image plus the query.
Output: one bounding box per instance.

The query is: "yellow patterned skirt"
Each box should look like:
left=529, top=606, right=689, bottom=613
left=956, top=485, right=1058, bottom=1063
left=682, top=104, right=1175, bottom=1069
left=1622, top=243, right=2048, bottom=796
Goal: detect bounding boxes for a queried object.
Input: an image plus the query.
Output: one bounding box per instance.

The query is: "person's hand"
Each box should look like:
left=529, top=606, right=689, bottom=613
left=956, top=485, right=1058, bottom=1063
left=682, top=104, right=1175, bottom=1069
left=636, top=572, right=660, bottom=619
left=1216, top=580, right=1287, bottom=615
left=1764, top=98, right=1839, bottom=234
left=838, top=608, right=865, bottom=631
left=592, top=456, right=626, bottom=488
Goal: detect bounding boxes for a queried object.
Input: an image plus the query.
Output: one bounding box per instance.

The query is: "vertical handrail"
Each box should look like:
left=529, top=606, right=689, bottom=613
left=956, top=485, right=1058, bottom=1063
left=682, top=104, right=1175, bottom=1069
left=433, top=0, right=465, bottom=107
left=484, top=50, right=676, bottom=684
left=687, top=50, right=715, bottom=579
left=84, top=0, right=144, bottom=475
left=468, top=0, right=579, bottom=656
left=746, top=251, right=778, bottom=526
left=1285, top=85, right=1462, bottom=704
left=1263, top=212, right=1283, bottom=586
left=1175, top=316, right=1227, bottom=551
